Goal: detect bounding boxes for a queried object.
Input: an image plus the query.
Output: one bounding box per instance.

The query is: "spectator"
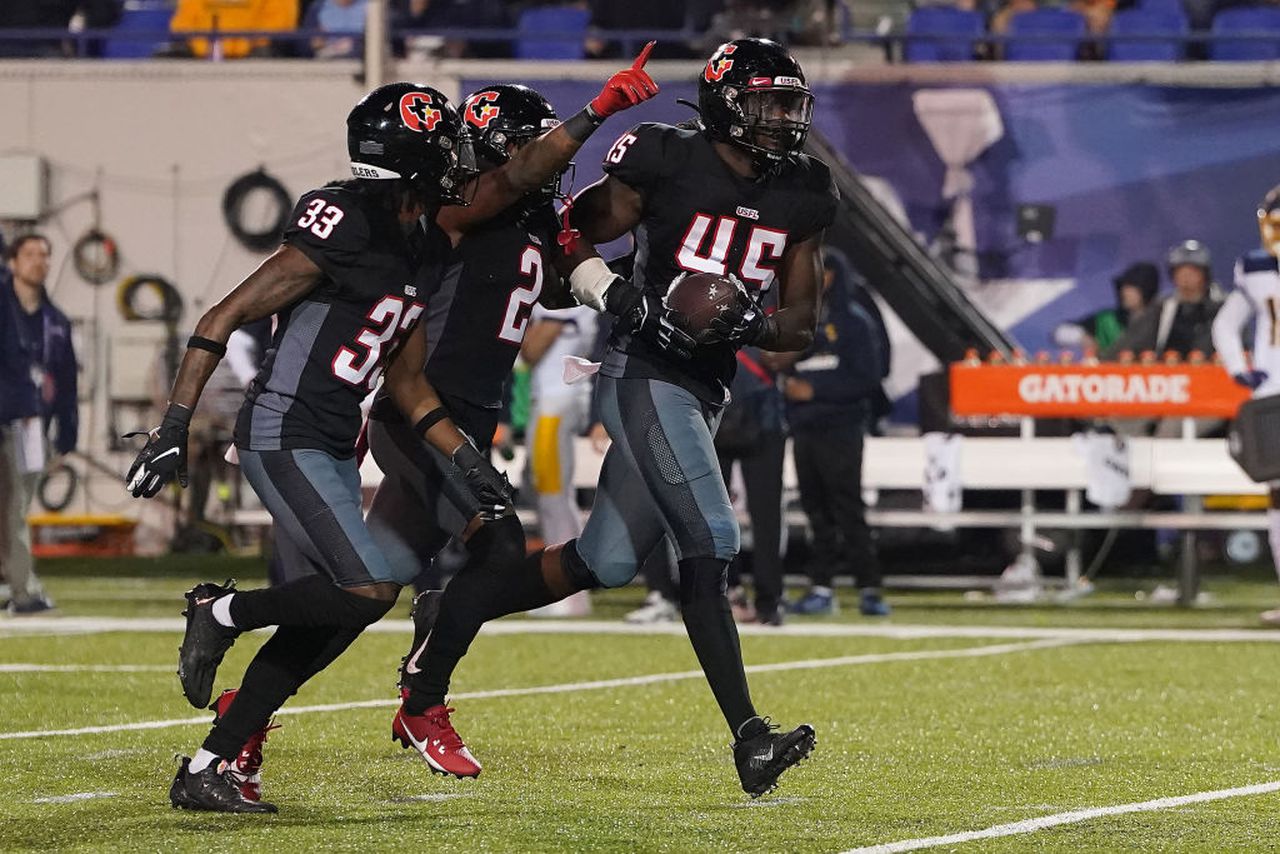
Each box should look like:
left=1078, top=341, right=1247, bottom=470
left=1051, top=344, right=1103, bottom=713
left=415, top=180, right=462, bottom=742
left=780, top=253, right=892, bottom=617
left=1109, top=240, right=1224, bottom=449
left=714, top=347, right=788, bottom=626
left=1106, top=240, right=1222, bottom=361
left=170, top=0, right=299, bottom=59
left=585, top=0, right=698, bottom=59
left=306, top=0, right=367, bottom=58
left=1054, top=261, right=1158, bottom=352
left=394, top=0, right=511, bottom=58
left=0, top=0, right=121, bottom=57
left=0, top=234, right=77, bottom=616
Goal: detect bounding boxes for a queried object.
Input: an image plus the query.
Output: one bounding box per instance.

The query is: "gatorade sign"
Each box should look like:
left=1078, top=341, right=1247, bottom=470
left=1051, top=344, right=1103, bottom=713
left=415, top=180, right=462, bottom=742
left=950, top=364, right=1250, bottom=418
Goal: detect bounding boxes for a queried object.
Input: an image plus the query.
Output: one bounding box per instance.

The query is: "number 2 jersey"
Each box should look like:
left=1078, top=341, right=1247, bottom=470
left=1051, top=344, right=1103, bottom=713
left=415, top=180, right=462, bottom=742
left=598, top=122, right=839, bottom=404
left=1214, top=248, right=1280, bottom=398
left=234, top=182, right=450, bottom=458
left=364, top=203, right=562, bottom=442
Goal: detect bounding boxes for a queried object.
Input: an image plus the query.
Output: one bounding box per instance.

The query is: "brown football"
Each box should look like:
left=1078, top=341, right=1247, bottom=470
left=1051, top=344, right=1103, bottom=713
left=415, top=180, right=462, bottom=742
left=665, top=272, right=738, bottom=336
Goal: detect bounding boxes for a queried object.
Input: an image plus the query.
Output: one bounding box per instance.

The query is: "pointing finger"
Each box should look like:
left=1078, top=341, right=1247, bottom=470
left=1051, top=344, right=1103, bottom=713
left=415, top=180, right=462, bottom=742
left=631, top=40, right=656, bottom=70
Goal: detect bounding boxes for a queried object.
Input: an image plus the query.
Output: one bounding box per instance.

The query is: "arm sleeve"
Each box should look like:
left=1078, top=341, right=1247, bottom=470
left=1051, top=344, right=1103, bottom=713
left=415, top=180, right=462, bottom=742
left=600, top=123, right=675, bottom=198
left=282, top=189, right=371, bottom=282
left=1212, top=288, right=1253, bottom=378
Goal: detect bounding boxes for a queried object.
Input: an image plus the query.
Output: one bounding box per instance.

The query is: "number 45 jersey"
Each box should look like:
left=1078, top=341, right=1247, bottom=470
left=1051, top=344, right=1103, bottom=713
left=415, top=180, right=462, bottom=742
left=234, top=183, right=450, bottom=458
left=598, top=121, right=839, bottom=404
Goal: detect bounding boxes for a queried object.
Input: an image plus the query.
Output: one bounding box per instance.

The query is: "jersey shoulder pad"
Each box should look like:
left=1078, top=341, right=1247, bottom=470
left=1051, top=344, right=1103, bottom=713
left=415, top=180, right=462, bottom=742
left=789, top=154, right=840, bottom=239
left=1240, top=248, right=1278, bottom=275
left=601, top=122, right=690, bottom=192
left=283, top=186, right=372, bottom=259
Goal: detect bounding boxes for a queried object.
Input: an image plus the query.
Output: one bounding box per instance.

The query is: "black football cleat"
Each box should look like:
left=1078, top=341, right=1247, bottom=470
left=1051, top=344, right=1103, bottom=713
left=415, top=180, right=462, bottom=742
left=398, top=590, right=444, bottom=690
left=169, top=756, right=278, bottom=813
left=178, top=579, right=240, bottom=709
left=733, top=718, right=816, bottom=798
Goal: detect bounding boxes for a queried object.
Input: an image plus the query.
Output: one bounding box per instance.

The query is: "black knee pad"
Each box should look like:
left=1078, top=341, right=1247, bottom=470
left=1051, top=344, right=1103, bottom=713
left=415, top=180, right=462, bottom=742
left=678, top=557, right=728, bottom=604
left=467, top=514, right=526, bottom=572
left=564, top=540, right=603, bottom=590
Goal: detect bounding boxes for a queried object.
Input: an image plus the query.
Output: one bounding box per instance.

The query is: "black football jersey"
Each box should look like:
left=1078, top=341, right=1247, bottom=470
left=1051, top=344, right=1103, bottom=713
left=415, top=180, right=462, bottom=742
left=234, top=183, right=450, bottom=458
left=418, top=205, right=561, bottom=409
left=597, top=122, right=839, bottom=404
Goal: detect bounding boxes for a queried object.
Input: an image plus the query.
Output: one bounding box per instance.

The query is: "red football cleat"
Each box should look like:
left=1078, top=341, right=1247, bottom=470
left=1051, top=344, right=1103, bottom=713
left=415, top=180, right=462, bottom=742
left=211, top=688, right=281, bottom=802
left=391, top=703, right=482, bottom=779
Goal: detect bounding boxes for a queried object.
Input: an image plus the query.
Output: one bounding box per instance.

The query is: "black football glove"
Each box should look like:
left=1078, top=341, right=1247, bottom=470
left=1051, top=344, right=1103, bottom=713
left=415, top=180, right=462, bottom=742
left=124, top=404, right=191, bottom=498
left=452, top=439, right=516, bottom=521
left=703, top=276, right=777, bottom=347
left=604, top=277, right=696, bottom=361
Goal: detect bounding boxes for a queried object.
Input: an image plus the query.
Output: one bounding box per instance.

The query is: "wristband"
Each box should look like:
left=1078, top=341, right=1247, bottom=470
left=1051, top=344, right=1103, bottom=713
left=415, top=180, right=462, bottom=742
left=569, top=256, right=618, bottom=312
left=187, top=335, right=227, bottom=358
left=563, top=107, right=604, bottom=143
left=414, top=407, right=450, bottom=437
left=162, top=402, right=193, bottom=429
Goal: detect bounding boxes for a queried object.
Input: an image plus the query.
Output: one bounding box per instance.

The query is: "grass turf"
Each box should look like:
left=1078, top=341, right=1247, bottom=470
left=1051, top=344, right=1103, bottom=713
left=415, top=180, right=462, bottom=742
left=2, top=557, right=1280, bottom=851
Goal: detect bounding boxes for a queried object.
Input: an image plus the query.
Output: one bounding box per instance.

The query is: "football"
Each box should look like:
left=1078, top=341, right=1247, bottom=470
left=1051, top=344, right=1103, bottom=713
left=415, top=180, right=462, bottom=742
left=665, top=272, right=739, bottom=336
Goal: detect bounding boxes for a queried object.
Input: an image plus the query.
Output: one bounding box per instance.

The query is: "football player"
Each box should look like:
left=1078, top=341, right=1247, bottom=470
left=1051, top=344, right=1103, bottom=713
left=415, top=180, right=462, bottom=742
left=1212, top=183, right=1280, bottom=625
left=404, top=38, right=837, bottom=798
left=125, top=57, right=659, bottom=813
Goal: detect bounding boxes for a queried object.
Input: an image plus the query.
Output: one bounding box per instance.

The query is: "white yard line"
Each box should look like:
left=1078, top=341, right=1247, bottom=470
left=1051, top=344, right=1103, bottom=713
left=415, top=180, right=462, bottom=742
left=0, top=664, right=172, bottom=673
left=3, top=616, right=1280, bottom=644
left=840, top=780, right=1280, bottom=853
left=0, top=638, right=1079, bottom=741
left=31, top=791, right=117, bottom=804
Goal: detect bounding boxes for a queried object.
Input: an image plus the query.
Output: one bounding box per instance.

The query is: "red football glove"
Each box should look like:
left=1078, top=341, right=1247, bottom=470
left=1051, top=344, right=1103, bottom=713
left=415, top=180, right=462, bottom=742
left=589, top=41, right=659, bottom=119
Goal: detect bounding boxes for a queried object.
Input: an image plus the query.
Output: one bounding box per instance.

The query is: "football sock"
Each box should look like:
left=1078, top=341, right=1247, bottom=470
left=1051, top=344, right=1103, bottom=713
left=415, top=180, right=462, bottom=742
left=211, top=595, right=235, bottom=628
left=405, top=524, right=557, bottom=715
left=187, top=748, right=222, bottom=774
left=678, top=557, right=757, bottom=735
left=204, top=625, right=361, bottom=760
left=228, top=575, right=393, bottom=631
left=1269, top=510, right=1280, bottom=584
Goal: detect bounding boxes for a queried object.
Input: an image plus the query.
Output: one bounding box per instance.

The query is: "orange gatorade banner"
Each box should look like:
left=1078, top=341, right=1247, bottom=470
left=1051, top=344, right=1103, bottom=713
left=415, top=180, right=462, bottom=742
left=950, top=363, right=1251, bottom=418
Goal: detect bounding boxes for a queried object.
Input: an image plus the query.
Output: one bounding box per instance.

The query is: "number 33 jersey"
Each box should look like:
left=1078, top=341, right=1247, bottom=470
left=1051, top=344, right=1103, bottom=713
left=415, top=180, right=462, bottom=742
left=598, top=122, right=839, bottom=404
left=234, top=183, right=450, bottom=458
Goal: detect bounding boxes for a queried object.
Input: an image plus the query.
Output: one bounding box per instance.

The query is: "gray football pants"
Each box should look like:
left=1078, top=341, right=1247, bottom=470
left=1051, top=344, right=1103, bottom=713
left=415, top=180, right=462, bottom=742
left=577, top=376, right=738, bottom=588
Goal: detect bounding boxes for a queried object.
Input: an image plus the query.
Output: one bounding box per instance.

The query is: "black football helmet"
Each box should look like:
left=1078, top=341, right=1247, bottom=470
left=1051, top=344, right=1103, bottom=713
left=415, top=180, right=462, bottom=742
left=347, top=82, right=478, bottom=206
left=1259, top=183, right=1280, bottom=256
left=697, top=38, right=814, bottom=170
left=462, top=83, right=566, bottom=207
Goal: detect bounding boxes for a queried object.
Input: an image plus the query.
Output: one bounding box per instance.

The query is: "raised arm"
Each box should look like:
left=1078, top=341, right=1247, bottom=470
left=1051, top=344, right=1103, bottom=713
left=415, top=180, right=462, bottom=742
left=436, top=43, right=658, bottom=244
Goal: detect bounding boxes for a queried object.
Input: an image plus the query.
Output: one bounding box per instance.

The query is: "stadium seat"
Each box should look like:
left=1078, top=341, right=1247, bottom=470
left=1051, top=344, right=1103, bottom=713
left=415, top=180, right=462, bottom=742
left=1210, top=5, right=1280, bottom=60
left=1136, top=0, right=1188, bottom=15
left=1107, top=8, right=1188, bottom=61
left=102, top=0, right=174, bottom=59
left=904, top=7, right=986, bottom=63
left=514, top=5, right=589, bottom=60
left=1005, top=7, right=1087, bottom=61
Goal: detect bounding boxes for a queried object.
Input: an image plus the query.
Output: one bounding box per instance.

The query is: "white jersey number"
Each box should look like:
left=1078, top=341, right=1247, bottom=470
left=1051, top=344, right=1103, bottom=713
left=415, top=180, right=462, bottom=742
left=675, top=213, right=789, bottom=291
left=297, top=198, right=346, bottom=240
left=497, top=245, right=545, bottom=344
left=332, top=294, right=425, bottom=390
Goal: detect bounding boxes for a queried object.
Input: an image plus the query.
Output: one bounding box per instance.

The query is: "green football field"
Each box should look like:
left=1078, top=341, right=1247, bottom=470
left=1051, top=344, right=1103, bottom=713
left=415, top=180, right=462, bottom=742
left=4, top=557, right=1280, bottom=852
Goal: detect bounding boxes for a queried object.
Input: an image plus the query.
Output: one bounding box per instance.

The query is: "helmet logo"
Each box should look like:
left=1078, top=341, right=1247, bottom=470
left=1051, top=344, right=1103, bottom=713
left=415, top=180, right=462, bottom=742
left=399, top=92, right=442, bottom=133
left=465, top=91, right=501, bottom=129
left=704, top=44, right=737, bottom=82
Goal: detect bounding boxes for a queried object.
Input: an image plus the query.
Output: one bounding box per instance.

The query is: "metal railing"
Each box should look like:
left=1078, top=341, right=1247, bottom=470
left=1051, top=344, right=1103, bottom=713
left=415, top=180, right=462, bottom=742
left=1, top=25, right=1279, bottom=61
